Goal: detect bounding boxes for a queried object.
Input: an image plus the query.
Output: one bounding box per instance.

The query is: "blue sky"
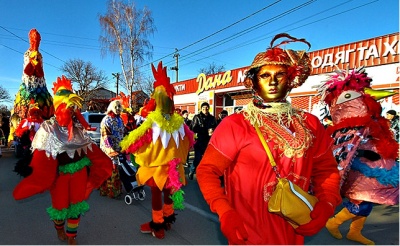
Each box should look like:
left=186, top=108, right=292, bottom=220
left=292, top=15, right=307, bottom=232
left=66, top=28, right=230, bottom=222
left=0, top=0, right=398, bottom=108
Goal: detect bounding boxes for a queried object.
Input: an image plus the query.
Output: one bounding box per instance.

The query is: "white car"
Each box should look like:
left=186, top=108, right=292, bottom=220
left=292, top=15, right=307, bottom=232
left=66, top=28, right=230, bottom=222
left=81, top=111, right=106, bottom=145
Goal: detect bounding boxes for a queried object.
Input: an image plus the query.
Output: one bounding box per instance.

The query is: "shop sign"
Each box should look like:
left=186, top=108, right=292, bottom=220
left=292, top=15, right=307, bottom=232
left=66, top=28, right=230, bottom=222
left=174, top=84, right=185, bottom=92
left=310, top=34, right=399, bottom=74
left=196, top=71, right=233, bottom=95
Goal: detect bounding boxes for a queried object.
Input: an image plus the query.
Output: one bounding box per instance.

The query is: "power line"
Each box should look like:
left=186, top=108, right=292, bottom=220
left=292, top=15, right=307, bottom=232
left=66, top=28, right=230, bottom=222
left=140, top=0, right=283, bottom=69
left=167, top=0, right=378, bottom=70
left=0, top=25, right=66, bottom=66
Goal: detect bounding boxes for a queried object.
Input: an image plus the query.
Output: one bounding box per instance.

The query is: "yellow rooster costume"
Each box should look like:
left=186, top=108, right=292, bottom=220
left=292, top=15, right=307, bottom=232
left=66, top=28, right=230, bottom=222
left=120, top=62, right=194, bottom=239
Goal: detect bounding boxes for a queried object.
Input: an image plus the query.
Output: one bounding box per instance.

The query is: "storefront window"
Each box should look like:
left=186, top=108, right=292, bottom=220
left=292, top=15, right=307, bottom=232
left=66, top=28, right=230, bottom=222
left=224, top=94, right=234, bottom=106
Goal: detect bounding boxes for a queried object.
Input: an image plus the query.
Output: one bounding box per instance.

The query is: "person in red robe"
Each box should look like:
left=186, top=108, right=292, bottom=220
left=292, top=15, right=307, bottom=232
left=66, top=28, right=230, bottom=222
left=196, top=33, right=342, bottom=245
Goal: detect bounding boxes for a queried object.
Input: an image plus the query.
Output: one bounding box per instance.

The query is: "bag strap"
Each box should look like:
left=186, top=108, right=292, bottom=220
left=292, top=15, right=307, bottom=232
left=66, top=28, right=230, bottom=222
left=254, top=123, right=280, bottom=178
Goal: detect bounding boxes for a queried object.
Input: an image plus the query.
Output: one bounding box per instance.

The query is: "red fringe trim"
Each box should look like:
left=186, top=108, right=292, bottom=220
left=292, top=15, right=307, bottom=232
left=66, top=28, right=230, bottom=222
left=328, top=116, right=398, bottom=159
left=126, top=129, right=153, bottom=153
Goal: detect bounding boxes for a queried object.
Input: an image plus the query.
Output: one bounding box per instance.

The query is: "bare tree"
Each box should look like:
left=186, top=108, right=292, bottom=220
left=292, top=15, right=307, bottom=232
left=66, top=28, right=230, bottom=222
left=0, top=85, right=11, bottom=104
left=99, top=0, right=156, bottom=107
left=61, top=58, right=109, bottom=107
left=198, top=62, right=226, bottom=75
left=134, top=73, right=154, bottom=97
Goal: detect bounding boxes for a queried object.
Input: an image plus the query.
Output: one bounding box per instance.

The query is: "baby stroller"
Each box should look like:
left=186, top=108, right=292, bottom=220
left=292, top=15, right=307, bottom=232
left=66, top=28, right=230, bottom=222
left=118, top=153, right=146, bottom=205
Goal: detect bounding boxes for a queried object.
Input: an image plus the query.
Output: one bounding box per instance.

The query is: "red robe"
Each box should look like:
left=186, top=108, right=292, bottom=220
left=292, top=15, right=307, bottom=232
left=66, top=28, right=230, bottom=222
left=197, top=111, right=341, bottom=244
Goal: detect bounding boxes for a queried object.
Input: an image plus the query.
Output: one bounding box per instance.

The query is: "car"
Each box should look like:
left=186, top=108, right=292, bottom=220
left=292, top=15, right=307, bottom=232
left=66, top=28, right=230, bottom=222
left=81, top=111, right=106, bottom=145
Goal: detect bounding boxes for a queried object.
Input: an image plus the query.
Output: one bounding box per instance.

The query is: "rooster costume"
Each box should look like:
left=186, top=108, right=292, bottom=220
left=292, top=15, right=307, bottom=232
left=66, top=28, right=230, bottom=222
left=120, top=62, right=194, bottom=239
left=13, top=101, right=44, bottom=178
left=318, top=67, right=399, bottom=245
left=13, top=76, right=113, bottom=244
left=9, top=28, right=54, bottom=144
left=196, top=34, right=342, bottom=244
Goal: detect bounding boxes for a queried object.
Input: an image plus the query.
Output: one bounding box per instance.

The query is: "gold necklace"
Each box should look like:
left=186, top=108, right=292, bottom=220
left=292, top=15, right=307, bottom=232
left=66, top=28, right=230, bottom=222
left=244, top=102, right=313, bottom=158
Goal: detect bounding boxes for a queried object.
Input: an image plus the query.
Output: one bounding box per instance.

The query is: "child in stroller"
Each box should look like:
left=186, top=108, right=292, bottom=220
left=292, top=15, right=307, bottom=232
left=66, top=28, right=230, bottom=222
left=118, top=153, right=146, bottom=205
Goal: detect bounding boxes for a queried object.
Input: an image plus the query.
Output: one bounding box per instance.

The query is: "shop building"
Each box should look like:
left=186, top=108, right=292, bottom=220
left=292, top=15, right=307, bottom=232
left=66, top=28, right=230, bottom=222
left=173, top=33, right=399, bottom=117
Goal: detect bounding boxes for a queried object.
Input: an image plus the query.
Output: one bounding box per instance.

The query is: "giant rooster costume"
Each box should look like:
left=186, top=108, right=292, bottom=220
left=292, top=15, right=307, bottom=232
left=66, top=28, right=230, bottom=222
left=8, top=28, right=54, bottom=144
left=119, top=62, right=194, bottom=239
left=317, top=67, right=399, bottom=245
left=13, top=75, right=112, bottom=245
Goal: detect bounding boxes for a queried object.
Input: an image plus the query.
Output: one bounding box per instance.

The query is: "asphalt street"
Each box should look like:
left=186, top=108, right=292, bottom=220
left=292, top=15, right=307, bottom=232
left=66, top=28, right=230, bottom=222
left=0, top=147, right=398, bottom=245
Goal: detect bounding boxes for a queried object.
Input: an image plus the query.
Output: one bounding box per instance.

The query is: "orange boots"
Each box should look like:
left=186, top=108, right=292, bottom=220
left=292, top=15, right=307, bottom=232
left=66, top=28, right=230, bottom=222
left=326, top=208, right=375, bottom=245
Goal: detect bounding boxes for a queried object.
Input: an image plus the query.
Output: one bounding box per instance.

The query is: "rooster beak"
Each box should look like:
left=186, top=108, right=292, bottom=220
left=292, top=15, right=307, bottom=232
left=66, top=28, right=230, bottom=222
left=364, top=88, right=397, bottom=101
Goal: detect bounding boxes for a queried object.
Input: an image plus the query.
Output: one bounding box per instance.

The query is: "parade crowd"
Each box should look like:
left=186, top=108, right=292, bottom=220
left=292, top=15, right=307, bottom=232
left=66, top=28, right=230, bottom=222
left=0, top=30, right=398, bottom=245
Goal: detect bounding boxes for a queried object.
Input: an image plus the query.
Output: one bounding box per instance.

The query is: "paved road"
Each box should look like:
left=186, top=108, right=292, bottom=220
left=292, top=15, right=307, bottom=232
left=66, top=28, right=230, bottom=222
left=0, top=147, right=398, bottom=245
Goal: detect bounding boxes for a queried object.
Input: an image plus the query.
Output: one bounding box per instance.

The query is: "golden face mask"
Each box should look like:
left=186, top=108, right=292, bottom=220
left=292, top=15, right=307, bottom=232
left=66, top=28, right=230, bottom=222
left=255, top=64, right=291, bottom=103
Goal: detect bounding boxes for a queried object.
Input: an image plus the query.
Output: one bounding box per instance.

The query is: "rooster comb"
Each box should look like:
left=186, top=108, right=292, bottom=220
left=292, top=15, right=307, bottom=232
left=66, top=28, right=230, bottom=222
left=316, top=66, right=372, bottom=104
left=52, top=75, right=73, bottom=95
left=152, top=61, right=176, bottom=98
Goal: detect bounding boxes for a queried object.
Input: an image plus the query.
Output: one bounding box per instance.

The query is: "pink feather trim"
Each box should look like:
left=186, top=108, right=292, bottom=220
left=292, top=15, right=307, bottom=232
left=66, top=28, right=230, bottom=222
left=166, top=158, right=182, bottom=192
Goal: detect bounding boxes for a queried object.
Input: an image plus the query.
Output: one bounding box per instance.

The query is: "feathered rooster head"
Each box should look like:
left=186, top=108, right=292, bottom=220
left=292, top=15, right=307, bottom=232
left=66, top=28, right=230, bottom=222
left=28, top=28, right=41, bottom=51
left=139, top=61, right=176, bottom=117
left=52, top=75, right=87, bottom=140
left=317, top=67, right=397, bottom=121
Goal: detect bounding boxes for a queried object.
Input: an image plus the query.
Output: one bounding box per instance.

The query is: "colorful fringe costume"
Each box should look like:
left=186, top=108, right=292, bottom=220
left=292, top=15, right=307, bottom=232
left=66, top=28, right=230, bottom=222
left=9, top=28, right=54, bottom=144
left=120, top=62, right=194, bottom=239
left=13, top=76, right=112, bottom=245
left=318, top=67, right=399, bottom=245
left=99, top=100, right=125, bottom=198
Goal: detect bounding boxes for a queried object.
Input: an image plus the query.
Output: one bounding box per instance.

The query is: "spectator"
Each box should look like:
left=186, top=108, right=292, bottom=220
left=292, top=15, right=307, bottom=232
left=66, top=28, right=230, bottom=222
left=386, top=109, right=399, bottom=142
left=0, top=113, right=10, bottom=146
left=189, top=102, right=217, bottom=180
left=99, top=100, right=125, bottom=199
left=196, top=33, right=341, bottom=244
left=182, top=110, right=192, bottom=127
left=216, top=110, right=228, bottom=125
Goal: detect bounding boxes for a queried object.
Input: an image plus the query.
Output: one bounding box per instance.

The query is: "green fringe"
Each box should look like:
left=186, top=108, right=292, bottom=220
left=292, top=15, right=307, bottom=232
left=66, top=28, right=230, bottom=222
left=130, top=154, right=139, bottom=168
left=47, top=201, right=90, bottom=220
left=59, top=156, right=91, bottom=174
left=171, top=189, right=185, bottom=210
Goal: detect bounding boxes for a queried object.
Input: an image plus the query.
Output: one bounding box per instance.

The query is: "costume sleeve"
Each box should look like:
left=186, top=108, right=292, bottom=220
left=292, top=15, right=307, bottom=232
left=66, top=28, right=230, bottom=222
left=309, top=117, right=342, bottom=207
left=197, top=115, right=244, bottom=218
left=197, top=144, right=234, bottom=218
left=85, top=144, right=113, bottom=199
left=13, top=150, right=58, bottom=200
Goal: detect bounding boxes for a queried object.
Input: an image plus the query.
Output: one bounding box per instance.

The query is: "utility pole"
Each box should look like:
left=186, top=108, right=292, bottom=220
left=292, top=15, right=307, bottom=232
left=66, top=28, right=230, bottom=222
left=171, top=48, right=179, bottom=82
left=112, top=73, right=120, bottom=95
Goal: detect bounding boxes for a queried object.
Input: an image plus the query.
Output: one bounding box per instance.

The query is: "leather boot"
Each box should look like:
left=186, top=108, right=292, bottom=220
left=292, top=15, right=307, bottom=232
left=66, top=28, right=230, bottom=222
left=67, top=236, right=77, bottom=245
left=56, top=228, right=67, bottom=241
left=347, top=216, right=375, bottom=245
left=326, top=207, right=356, bottom=239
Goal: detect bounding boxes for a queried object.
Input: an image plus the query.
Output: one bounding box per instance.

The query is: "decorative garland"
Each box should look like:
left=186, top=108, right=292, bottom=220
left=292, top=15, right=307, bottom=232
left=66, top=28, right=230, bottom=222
left=166, top=158, right=185, bottom=210
left=120, top=110, right=184, bottom=152
left=47, top=201, right=89, bottom=220
left=351, top=158, right=399, bottom=187
left=58, top=156, right=91, bottom=174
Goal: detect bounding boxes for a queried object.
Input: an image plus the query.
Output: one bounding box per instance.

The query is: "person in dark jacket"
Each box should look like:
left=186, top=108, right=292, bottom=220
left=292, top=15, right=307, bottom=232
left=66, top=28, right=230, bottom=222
left=182, top=110, right=192, bottom=128
left=189, top=102, right=217, bottom=180
left=386, top=109, right=399, bottom=142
